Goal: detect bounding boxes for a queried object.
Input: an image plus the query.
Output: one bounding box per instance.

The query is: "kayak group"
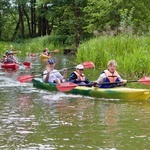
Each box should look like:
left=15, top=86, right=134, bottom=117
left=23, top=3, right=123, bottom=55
left=32, top=58, right=150, bottom=101
left=42, top=58, right=127, bottom=88
left=17, top=53, right=150, bottom=100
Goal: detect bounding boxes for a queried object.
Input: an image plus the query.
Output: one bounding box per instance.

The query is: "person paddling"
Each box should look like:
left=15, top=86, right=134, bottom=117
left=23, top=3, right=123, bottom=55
left=94, top=60, right=127, bottom=88
left=3, top=51, right=18, bottom=64
left=42, top=58, right=67, bottom=84
left=43, top=48, right=51, bottom=56
left=68, top=64, right=90, bottom=85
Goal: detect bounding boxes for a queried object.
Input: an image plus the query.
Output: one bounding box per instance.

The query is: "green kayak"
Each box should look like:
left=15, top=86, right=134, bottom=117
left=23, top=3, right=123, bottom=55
left=32, top=78, right=150, bottom=101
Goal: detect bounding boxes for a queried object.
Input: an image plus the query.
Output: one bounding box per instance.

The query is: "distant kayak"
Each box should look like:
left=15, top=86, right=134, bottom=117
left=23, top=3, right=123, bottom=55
left=30, top=53, right=36, bottom=57
left=40, top=54, right=51, bottom=59
left=1, top=63, right=19, bottom=70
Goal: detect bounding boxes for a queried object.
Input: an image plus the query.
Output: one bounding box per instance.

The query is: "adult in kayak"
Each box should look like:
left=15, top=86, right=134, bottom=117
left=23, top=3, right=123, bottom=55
left=95, top=60, right=127, bottom=88
left=43, top=48, right=51, bottom=56
left=42, top=58, right=67, bottom=84
left=3, top=51, right=18, bottom=64
left=68, top=64, right=90, bottom=85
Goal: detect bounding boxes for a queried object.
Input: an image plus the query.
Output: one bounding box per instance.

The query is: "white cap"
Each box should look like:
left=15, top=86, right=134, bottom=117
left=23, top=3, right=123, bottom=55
left=76, top=64, right=84, bottom=69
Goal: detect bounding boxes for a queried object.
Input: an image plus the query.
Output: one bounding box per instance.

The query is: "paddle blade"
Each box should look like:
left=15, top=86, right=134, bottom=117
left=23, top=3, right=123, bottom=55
left=53, top=49, right=59, bottom=53
left=18, top=75, right=34, bottom=83
left=138, top=77, right=150, bottom=85
left=56, top=82, right=77, bottom=92
left=82, top=61, right=95, bottom=69
left=23, top=61, right=31, bottom=67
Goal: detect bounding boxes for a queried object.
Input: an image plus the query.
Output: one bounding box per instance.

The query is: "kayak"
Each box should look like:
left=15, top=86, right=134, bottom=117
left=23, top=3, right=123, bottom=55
left=30, top=53, right=36, bottom=57
left=32, top=78, right=150, bottom=101
left=1, top=63, right=19, bottom=70
left=40, top=54, right=51, bottom=59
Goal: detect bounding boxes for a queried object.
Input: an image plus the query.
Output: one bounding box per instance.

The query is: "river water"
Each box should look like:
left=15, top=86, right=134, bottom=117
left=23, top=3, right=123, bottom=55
left=0, top=54, right=150, bottom=150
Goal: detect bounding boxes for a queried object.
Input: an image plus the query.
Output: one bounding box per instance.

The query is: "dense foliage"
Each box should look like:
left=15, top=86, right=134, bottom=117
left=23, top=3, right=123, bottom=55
left=0, top=0, right=150, bottom=77
left=0, top=0, right=150, bottom=49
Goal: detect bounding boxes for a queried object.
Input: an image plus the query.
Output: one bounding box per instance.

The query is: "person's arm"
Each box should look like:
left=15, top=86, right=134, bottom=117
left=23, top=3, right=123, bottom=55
left=43, top=65, right=51, bottom=82
left=118, top=76, right=127, bottom=84
left=85, top=78, right=90, bottom=84
left=42, top=70, right=49, bottom=82
left=44, top=71, right=50, bottom=82
left=13, top=56, right=19, bottom=63
left=62, top=68, right=67, bottom=79
left=96, top=73, right=106, bottom=84
left=68, top=72, right=77, bottom=83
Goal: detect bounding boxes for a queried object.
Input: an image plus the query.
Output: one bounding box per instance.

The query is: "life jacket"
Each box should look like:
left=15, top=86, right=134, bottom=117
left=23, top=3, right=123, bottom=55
left=74, top=71, right=86, bottom=81
left=104, top=70, right=120, bottom=83
left=99, top=70, right=120, bottom=88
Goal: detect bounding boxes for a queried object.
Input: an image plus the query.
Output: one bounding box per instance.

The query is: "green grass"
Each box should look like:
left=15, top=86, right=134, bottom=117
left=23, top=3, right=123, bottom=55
left=0, top=36, right=64, bottom=56
left=0, top=35, right=150, bottom=78
left=76, top=35, right=150, bottom=78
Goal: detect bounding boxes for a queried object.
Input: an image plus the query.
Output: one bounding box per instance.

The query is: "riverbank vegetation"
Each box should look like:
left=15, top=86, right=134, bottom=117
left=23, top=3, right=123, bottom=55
left=0, top=36, right=63, bottom=55
left=77, top=35, right=150, bottom=78
left=0, top=35, right=150, bottom=78
left=0, top=0, right=150, bottom=78
left=0, top=0, right=150, bottom=49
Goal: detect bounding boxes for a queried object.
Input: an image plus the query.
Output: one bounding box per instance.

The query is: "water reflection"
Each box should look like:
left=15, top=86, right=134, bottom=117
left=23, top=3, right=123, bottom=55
left=18, top=94, right=34, bottom=114
left=0, top=55, right=150, bottom=149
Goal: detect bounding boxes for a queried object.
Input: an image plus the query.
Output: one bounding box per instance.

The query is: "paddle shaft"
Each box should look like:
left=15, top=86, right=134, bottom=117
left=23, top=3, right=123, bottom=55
left=18, top=61, right=95, bottom=83
left=57, top=81, right=133, bottom=92
left=95, top=80, right=138, bottom=86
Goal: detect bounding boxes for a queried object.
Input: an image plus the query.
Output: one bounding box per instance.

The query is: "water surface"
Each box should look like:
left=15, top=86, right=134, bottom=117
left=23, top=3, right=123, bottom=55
left=0, top=55, right=150, bottom=150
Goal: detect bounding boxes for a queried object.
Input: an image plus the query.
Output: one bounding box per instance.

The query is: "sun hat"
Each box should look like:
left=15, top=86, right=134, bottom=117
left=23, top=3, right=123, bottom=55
left=48, top=58, right=55, bottom=64
left=76, top=64, right=84, bottom=69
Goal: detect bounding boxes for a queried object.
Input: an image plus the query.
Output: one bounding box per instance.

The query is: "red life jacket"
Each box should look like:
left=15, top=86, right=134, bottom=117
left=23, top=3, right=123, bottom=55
left=104, top=70, right=120, bottom=83
left=74, top=71, right=86, bottom=81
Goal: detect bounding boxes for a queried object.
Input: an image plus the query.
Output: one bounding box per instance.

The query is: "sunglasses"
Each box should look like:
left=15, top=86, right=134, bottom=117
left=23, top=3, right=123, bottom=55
left=79, top=69, right=84, bottom=71
left=49, top=63, right=54, bottom=64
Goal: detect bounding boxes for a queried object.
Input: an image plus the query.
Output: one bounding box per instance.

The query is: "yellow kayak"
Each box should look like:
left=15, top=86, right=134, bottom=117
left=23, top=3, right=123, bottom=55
left=40, top=54, right=51, bottom=59
left=32, top=78, right=150, bottom=101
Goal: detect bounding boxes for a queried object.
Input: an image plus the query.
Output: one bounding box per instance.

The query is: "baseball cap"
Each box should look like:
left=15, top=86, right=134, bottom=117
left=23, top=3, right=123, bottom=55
left=48, top=58, right=55, bottom=64
left=8, top=51, right=13, bottom=54
left=76, top=64, right=84, bottom=69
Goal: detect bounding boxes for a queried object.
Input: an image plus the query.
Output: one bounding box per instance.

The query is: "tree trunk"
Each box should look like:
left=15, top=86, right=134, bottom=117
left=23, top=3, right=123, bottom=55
left=18, top=5, right=25, bottom=38
left=22, top=7, right=32, bottom=37
left=31, top=0, right=36, bottom=37
left=72, top=0, right=81, bottom=49
left=38, top=17, right=42, bottom=36
left=11, top=20, right=20, bottom=41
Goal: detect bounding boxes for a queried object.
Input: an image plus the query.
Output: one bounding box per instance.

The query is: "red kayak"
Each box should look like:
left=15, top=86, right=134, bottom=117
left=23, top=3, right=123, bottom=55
left=1, top=63, right=19, bottom=70
left=30, top=53, right=36, bottom=57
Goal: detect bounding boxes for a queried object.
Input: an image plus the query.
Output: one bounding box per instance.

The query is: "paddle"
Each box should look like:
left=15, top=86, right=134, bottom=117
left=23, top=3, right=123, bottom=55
left=18, top=61, right=95, bottom=83
left=50, top=49, right=59, bottom=53
left=56, top=76, right=150, bottom=92
left=23, top=61, right=31, bottom=68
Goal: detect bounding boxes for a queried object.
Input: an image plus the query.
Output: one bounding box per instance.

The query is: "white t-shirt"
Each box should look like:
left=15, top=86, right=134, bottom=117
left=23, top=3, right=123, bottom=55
left=42, top=69, right=63, bottom=83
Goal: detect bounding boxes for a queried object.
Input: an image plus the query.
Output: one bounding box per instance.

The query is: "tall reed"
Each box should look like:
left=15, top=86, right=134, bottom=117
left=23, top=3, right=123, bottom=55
left=0, top=36, right=63, bottom=56
left=76, top=35, right=150, bottom=78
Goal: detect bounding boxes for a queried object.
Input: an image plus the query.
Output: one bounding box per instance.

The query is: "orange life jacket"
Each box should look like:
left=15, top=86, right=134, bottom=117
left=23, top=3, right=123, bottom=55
left=104, top=70, right=120, bottom=83
left=74, top=71, right=86, bottom=81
